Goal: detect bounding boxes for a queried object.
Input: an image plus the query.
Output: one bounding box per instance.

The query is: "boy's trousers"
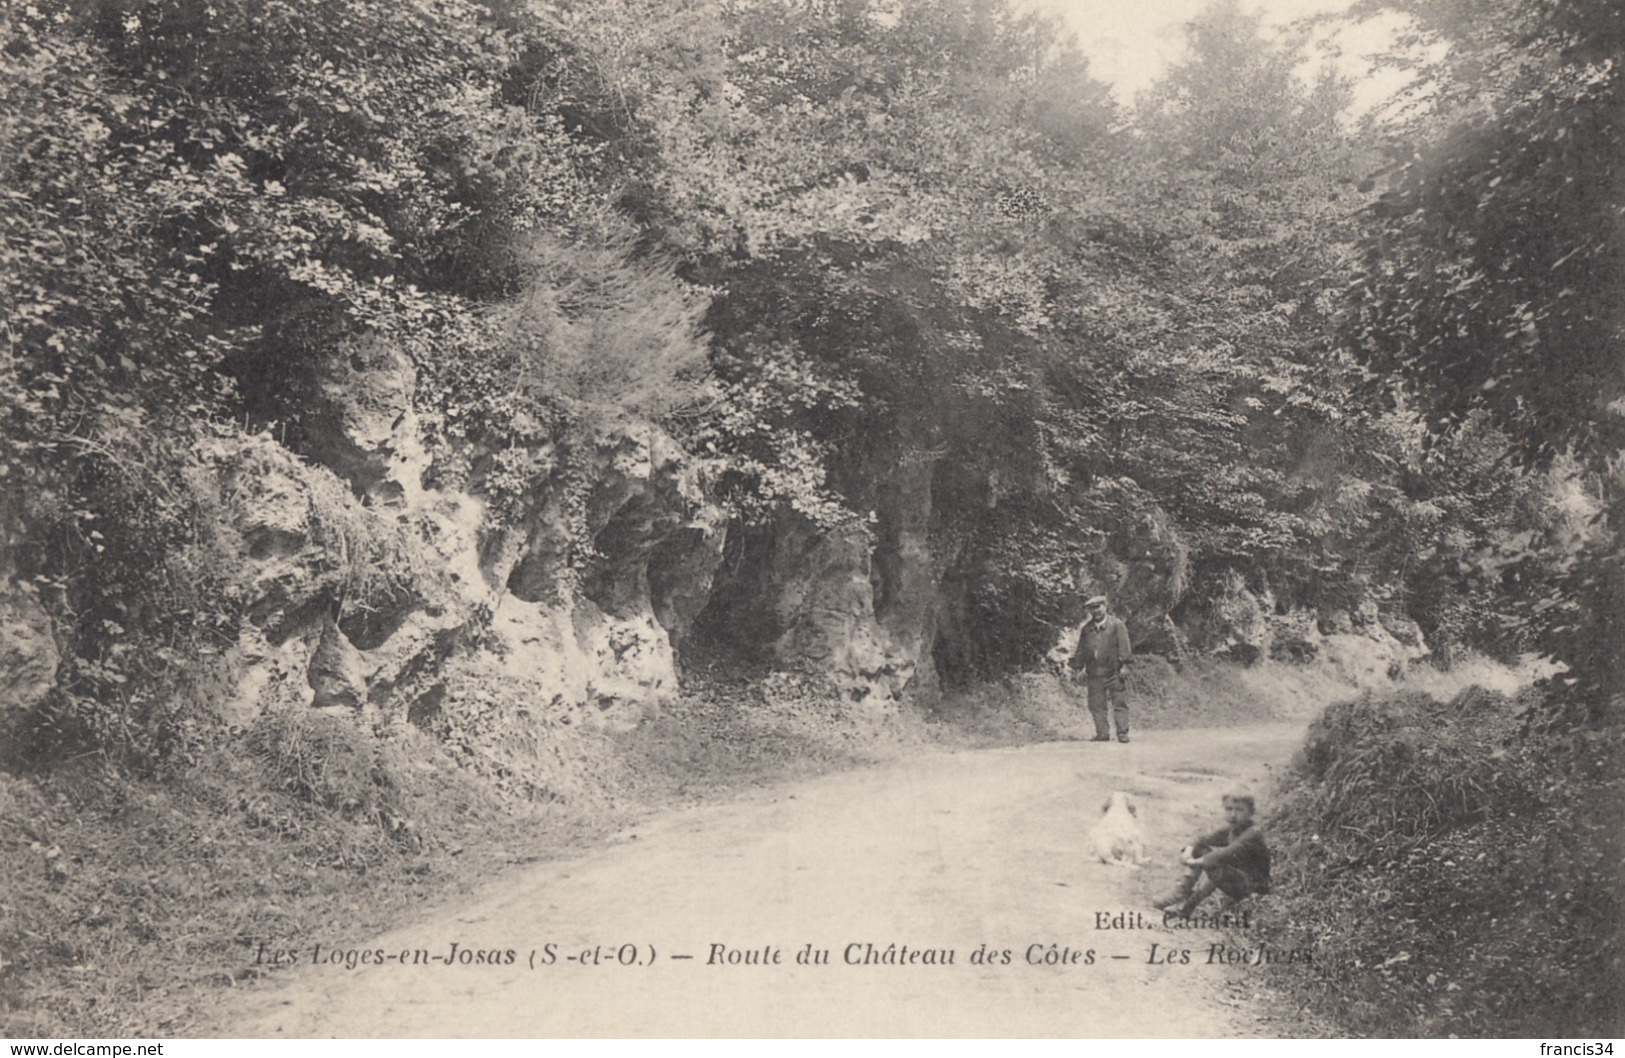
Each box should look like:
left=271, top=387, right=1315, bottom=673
left=1160, top=864, right=1270, bottom=917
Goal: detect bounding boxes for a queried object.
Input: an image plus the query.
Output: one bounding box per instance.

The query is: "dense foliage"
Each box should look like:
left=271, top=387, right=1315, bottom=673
left=1, top=0, right=1610, bottom=754
left=1344, top=0, right=1624, bottom=721
left=571, top=0, right=1542, bottom=671
left=0, top=0, right=698, bottom=763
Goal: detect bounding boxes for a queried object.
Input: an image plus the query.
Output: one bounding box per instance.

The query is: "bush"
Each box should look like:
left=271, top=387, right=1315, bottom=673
left=247, top=706, right=405, bottom=833
left=9, top=425, right=236, bottom=778
left=489, top=232, right=712, bottom=421
left=1292, top=689, right=1544, bottom=848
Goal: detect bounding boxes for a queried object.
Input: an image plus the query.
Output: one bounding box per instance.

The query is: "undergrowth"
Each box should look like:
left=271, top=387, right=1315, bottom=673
left=1243, top=686, right=1624, bottom=1037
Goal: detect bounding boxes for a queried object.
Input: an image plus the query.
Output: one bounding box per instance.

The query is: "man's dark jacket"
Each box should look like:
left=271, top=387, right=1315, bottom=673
left=1070, top=615, right=1132, bottom=679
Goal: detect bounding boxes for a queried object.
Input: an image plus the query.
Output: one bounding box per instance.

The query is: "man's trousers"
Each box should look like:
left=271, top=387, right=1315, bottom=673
left=1084, top=675, right=1128, bottom=738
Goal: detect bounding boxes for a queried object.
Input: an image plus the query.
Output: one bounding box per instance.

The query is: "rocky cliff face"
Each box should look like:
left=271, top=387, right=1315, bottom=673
left=712, top=457, right=954, bottom=707
left=205, top=342, right=729, bottom=740
left=1, top=336, right=1438, bottom=768
left=1201, top=576, right=1431, bottom=679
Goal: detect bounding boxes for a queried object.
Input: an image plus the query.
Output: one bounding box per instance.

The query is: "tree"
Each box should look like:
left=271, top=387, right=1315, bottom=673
left=1345, top=0, right=1625, bottom=721
left=1067, top=1, right=1383, bottom=613
left=559, top=0, right=1136, bottom=665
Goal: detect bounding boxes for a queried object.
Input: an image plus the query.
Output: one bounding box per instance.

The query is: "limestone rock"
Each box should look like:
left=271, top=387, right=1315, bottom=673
left=1318, top=608, right=1356, bottom=636
left=649, top=517, right=728, bottom=651
left=225, top=449, right=326, bottom=641
left=1380, top=611, right=1430, bottom=656
left=759, top=462, right=950, bottom=705
left=224, top=620, right=302, bottom=711
left=1349, top=598, right=1384, bottom=633
left=470, top=593, right=669, bottom=730
left=204, top=382, right=724, bottom=737
left=579, top=604, right=676, bottom=718
left=1320, top=633, right=1410, bottom=684
left=0, top=581, right=58, bottom=714
left=870, top=460, right=945, bottom=699
left=487, top=595, right=590, bottom=721
left=467, top=416, right=721, bottom=728
left=1268, top=610, right=1322, bottom=663
left=304, top=334, right=426, bottom=509
left=1195, top=571, right=1273, bottom=665
left=770, top=522, right=905, bottom=702
left=308, top=617, right=368, bottom=711
left=1046, top=620, right=1086, bottom=672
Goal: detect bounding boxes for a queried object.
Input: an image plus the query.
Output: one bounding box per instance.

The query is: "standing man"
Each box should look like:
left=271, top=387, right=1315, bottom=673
left=1069, top=594, right=1133, bottom=743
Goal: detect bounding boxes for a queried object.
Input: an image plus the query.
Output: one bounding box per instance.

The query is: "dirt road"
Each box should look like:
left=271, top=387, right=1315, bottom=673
left=219, top=723, right=1306, bottom=1037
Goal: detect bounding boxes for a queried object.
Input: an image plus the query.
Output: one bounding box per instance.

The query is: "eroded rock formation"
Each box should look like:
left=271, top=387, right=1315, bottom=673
left=0, top=580, right=58, bottom=718
left=210, top=342, right=727, bottom=735
left=2, top=333, right=1443, bottom=764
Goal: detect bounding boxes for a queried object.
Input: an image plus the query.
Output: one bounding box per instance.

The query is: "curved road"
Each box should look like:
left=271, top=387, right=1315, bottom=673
left=218, top=724, right=1304, bottom=1037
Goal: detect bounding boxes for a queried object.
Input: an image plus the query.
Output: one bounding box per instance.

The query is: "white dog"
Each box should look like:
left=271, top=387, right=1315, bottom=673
left=1090, top=790, right=1146, bottom=870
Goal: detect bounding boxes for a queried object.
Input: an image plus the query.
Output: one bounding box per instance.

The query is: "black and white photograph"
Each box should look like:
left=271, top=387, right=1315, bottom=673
left=0, top=0, right=1620, bottom=1041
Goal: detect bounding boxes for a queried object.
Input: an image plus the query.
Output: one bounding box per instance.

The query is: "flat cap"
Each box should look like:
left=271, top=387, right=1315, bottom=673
left=1084, top=594, right=1108, bottom=607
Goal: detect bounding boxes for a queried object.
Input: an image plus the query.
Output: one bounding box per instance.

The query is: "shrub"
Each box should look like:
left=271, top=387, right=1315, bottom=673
left=9, top=425, right=237, bottom=778
left=1292, top=689, right=1544, bottom=850
left=246, top=706, right=406, bottom=836
left=490, top=232, right=712, bottom=421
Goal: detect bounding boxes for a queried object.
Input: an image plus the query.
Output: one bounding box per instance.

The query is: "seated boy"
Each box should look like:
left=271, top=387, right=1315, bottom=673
left=1154, top=790, right=1271, bottom=918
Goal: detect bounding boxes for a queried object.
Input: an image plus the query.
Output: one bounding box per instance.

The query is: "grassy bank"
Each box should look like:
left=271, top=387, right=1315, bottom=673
left=1234, top=685, right=1624, bottom=1037
left=2, top=668, right=924, bottom=1037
